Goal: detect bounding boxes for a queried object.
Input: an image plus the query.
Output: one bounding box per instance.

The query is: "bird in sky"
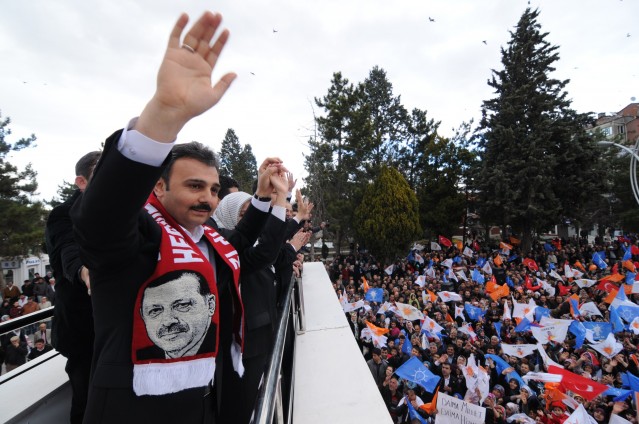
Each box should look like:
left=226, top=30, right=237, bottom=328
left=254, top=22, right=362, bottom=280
left=428, top=17, right=435, bottom=22
left=627, top=33, right=631, bottom=37
left=273, top=28, right=278, bottom=33
left=482, top=40, right=487, bottom=45
left=250, top=72, right=255, bottom=76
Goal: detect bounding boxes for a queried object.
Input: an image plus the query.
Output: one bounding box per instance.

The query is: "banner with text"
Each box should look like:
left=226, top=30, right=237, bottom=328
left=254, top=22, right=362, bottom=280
left=435, top=392, right=486, bottom=424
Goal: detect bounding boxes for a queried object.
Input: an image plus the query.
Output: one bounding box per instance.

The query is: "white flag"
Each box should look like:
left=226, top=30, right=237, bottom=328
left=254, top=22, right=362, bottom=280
left=442, top=259, right=453, bottom=269
left=455, top=305, right=466, bottom=321
left=532, top=321, right=570, bottom=344
left=456, top=270, right=468, bottom=281
left=482, top=261, right=493, bottom=275
left=463, top=246, right=474, bottom=257
left=564, top=263, right=574, bottom=278
left=549, top=270, right=563, bottom=280
left=630, top=316, right=639, bottom=335
left=501, top=343, right=537, bottom=358
left=393, top=302, right=424, bottom=321
left=459, top=323, right=477, bottom=341
left=414, top=275, right=427, bottom=288
left=512, top=298, right=537, bottom=321
left=384, top=264, right=395, bottom=275
left=579, top=302, right=603, bottom=317
left=571, top=268, right=583, bottom=278
left=589, top=332, right=623, bottom=359
left=431, top=242, right=442, bottom=251
left=438, top=291, right=463, bottom=302
left=506, top=413, right=536, bottom=424
left=342, top=300, right=365, bottom=313
left=425, top=267, right=436, bottom=279
left=502, top=300, right=512, bottom=321
left=422, top=316, right=444, bottom=335
left=610, top=413, right=633, bottom=424
left=522, top=372, right=562, bottom=383
left=575, top=278, right=597, bottom=288
left=564, top=404, right=598, bottom=424
left=536, top=343, right=563, bottom=369
left=538, top=278, right=556, bottom=296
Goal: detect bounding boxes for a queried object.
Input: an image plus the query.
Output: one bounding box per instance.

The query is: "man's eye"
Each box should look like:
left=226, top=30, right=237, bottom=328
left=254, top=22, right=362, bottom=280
left=147, top=306, right=163, bottom=318
left=190, top=184, right=202, bottom=190
left=174, top=300, right=194, bottom=312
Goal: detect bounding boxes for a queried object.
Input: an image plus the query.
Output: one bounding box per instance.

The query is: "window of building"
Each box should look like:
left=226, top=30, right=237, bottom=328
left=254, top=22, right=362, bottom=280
left=618, top=125, right=625, bottom=134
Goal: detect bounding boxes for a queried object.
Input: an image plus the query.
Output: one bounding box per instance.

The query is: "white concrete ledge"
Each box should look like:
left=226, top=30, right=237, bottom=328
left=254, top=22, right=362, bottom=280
left=0, top=351, right=68, bottom=423
left=294, top=262, right=393, bottom=423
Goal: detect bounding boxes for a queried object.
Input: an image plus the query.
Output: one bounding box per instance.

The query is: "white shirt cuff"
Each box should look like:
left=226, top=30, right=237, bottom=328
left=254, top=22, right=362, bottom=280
left=251, top=197, right=271, bottom=212
left=271, top=205, right=286, bottom=222
left=117, top=117, right=175, bottom=167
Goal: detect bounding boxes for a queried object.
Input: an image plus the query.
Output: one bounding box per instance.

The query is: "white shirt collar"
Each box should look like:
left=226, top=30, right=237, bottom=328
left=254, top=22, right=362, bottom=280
left=180, top=224, right=205, bottom=244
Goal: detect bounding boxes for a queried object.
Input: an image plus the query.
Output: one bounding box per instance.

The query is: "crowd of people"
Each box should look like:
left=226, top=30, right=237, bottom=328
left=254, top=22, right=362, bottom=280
left=329, top=237, right=639, bottom=423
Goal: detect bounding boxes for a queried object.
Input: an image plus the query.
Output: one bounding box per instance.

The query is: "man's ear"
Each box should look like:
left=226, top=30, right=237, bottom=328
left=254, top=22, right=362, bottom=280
left=154, top=178, right=167, bottom=198
left=75, top=176, right=88, bottom=190
left=207, top=294, right=216, bottom=316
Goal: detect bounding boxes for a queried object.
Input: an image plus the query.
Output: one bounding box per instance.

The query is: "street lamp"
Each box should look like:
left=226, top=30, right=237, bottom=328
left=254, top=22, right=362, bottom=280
left=597, top=138, right=639, bottom=207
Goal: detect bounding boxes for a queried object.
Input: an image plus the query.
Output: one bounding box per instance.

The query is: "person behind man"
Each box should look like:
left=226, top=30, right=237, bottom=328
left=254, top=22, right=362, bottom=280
left=45, top=150, right=99, bottom=424
left=30, top=322, right=52, bottom=346
left=367, top=347, right=389, bottom=388
left=211, top=189, right=310, bottom=423
left=70, top=11, right=286, bottom=423
left=218, top=174, right=240, bottom=199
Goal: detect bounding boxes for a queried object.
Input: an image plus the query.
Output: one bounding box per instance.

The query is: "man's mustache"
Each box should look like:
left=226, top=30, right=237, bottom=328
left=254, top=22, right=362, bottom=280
left=190, top=203, right=212, bottom=213
left=158, top=322, right=189, bottom=338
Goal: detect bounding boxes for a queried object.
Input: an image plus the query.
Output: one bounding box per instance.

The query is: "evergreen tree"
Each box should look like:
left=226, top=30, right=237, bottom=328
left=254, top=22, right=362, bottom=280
left=0, top=111, right=47, bottom=289
left=47, top=180, right=76, bottom=208
left=218, top=128, right=257, bottom=192
left=475, top=8, right=604, bottom=252
left=354, top=165, right=421, bottom=262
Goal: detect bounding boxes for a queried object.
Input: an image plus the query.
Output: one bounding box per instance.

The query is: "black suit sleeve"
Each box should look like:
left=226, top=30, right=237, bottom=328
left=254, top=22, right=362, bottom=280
left=45, top=191, right=84, bottom=285
left=238, top=213, right=288, bottom=275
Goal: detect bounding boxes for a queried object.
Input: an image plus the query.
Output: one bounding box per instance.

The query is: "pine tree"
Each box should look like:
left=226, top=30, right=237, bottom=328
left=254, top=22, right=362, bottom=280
left=218, top=129, right=257, bottom=192
left=354, top=165, right=421, bottom=262
left=0, top=111, right=47, bottom=289
left=475, top=8, right=604, bottom=252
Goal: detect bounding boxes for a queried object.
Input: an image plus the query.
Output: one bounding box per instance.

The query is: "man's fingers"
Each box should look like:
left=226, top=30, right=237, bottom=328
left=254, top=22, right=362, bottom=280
left=211, top=72, right=237, bottom=102
left=182, top=11, right=220, bottom=54
left=206, top=28, right=230, bottom=68
left=168, top=13, right=189, bottom=49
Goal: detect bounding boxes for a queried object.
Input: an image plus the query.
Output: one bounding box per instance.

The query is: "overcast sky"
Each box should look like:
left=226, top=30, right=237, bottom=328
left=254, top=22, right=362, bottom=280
left=1, top=0, right=637, bottom=202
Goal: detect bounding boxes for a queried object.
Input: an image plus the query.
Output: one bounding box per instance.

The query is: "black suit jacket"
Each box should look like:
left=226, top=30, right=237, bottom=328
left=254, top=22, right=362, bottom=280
left=45, top=189, right=94, bottom=358
left=71, top=130, right=268, bottom=422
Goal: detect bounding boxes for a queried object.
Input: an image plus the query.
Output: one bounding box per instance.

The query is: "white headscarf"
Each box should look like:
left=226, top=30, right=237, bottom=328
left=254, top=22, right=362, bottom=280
left=213, top=191, right=252, bottom=230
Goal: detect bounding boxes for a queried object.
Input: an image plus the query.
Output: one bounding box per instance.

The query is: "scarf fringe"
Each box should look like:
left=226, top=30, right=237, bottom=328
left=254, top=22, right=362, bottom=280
left=133, top=358, right=215, bottom=396
left=231, top=340, right=245, bottom=377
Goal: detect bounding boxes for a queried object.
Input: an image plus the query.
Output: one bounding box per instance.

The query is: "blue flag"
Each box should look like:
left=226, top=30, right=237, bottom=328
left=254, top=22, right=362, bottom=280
left=407, top=250, right=415, bottom=262
left=485, top=354, right=528, bottom=391
left=548, top=262, right=555, bottom=270
left=535, top=307, right=551, bottom=322
left=406, top=395, right=428, bottom=424
left=626, top=272, right=636, bottom=285
left=464, top=303, right=485, bottom=321
left=623, top=246, right=632, bottom=261
left=471, top=269, right=485, bottom=284
left=515, top=317, right=532, bottom=332
left=477, top=257, right=486, bottom=268
left=610, top=306, right=626, bottom=333
left=603, top=386, right=633, bottom=401
left=616, top=304, right=639, bottom=323
left=593, top=251, right=607, bottom=269
left=401, top=330, right=413, bottom=355
left=494, top=322, right=502, bottom=341
left=544, top=243, right=555, bottom=252
left=569, top=320, right=586, bottom=349
left=506, top=275, right=514, bottom=288
left=569, top=298, right=581, bottom=317
left=622, top=372, right=639, bottom=392
left=365, top=288, right=384, bottom=303
left=453, top=255, right=462, bottom=264
left=582, top=322, right=612, bottom=341
left=395, top=356, right=440, bottom=393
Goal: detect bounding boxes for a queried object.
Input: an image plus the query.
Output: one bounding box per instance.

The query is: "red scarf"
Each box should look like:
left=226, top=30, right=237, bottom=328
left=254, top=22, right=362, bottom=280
left=131, top=194, right=243, bottom=396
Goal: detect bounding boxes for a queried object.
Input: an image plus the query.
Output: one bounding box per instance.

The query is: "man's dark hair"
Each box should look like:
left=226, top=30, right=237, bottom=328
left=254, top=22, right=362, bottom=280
left=160, top=142, right=219, bottom=190
left=75, top=151, right=101, bottom=179
left=218, top=174, right=240, bottom=200
left=145, top=270, right=211, bottom=296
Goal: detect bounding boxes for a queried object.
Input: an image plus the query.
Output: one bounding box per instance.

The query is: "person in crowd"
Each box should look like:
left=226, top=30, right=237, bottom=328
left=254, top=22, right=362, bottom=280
left=28, top=338, right=53, bottom=361
left=2, top=281, right=21, bottom=302
left=45, top=150, right=100, bottom=424
left=4, top=335, right=28, bottom=373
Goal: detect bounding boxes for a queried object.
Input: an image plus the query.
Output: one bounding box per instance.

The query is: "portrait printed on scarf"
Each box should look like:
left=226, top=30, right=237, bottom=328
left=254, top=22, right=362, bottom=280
left=136, top=270, right=217, bottom=360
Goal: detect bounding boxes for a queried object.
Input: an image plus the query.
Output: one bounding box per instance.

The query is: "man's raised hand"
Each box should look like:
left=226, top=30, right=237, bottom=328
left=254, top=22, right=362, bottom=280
left=136, top=12, right=236, bottom=142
